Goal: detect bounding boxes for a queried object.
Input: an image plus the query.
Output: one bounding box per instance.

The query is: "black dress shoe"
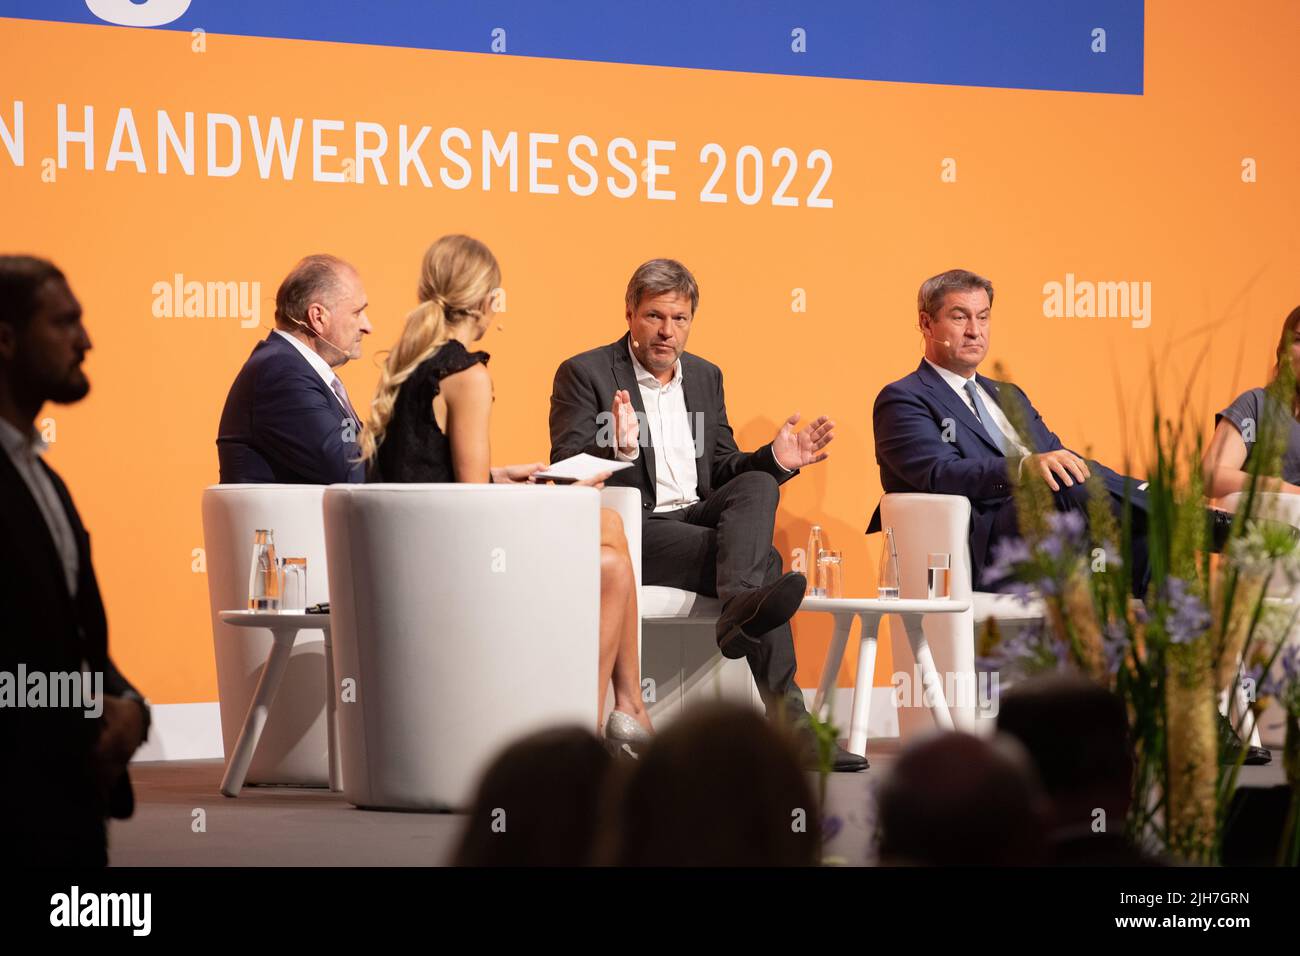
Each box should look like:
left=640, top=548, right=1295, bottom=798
left=797, top=738, right=869, bottom=772
left=1243, top=745, right=1272, bottom=766
left=716, top=572, right=806, bottom=659
left=831, top=745, right=869, bottom=772
left=1216, top=710, right=1272, bottom=765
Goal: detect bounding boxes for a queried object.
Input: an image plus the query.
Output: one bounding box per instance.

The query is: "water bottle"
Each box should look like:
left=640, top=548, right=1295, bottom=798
left=248, top=529, right=281, bottom=610
left=807, top=525, right=826, bottom=596
left=877, top=527, right=901, bottom=600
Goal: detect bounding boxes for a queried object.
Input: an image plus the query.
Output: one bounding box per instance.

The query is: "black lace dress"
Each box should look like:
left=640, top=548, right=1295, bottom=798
left=368, top=340, right=490, bottom=483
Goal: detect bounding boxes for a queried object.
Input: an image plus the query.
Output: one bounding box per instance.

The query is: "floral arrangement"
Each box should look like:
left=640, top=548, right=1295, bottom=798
left=978, top=360, right=1300, bottom=864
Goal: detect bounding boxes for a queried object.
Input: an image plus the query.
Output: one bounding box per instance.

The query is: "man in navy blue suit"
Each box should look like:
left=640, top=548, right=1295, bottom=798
left=867, top=269, right=1148, bottom=593
left=217, top=254, right=372, bottom=484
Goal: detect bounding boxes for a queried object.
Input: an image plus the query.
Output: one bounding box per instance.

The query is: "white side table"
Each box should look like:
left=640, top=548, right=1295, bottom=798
left=801, top=596, right=972, bottom=756
left=218, top=610, right=340, bottom=797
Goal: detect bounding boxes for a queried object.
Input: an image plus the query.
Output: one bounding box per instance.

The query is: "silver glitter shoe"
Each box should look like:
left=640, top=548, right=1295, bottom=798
left=603, top=709, right=652, bottom=759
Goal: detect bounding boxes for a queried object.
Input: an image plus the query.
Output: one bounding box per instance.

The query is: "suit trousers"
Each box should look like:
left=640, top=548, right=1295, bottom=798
left=640, top=472, right=804, bottom=719
left=985, top=481, right=1151, bottom=596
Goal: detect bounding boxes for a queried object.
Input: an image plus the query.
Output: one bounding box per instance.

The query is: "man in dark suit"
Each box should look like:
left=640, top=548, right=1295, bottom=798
left=0, top=255, right=150, bottom=865
left=551, top=258, right=867, bottom=771
left=217, top=253, right=372, bottom=483
left=868, top=268, right=1148, bottom=593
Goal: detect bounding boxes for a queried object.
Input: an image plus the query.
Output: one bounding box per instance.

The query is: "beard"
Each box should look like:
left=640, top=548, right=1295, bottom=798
left=43, top=366, right=91, bottom=405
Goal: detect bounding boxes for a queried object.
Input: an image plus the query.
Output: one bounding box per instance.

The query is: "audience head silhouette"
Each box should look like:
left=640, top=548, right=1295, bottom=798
left=609, top=703, right=818, bottom=866
left=452, top=726, right=612, bottom=866
left=996, top=674, right=1157, bottom=865
left=877, top=731, right=1048, bottom=866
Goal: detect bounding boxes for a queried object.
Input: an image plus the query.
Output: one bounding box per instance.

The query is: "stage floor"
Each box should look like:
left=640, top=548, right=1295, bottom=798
left=109, top=745, right=1284, bottom=867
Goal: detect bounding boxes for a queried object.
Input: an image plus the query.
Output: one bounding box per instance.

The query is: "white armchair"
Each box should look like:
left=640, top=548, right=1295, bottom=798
left=322, top=483, right=600, bottom=810
left=201, top=485, right=332, bottom=786
left=879, top=493, right=1044, bottom=737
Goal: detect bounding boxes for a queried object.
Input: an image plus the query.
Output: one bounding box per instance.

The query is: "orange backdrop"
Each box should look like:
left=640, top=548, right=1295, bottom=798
left=2, top=4, right=1298, bottom=704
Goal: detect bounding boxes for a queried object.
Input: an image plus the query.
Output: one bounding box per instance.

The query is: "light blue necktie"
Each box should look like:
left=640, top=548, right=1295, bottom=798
left=964, top=380, right=1014, bottom=456
left=331, top=376, right=359, bottom=428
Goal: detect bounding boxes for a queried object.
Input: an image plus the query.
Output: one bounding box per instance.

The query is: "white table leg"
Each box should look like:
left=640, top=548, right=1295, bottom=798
left=323, top=629, right=341, bottom=792
left=812, top=613, right=855, bottom=718
left=220, top=626, right=299, bottom=798
left=846, top=613, right=882, bottom=757
left=900, top=615, right=954, bottom=731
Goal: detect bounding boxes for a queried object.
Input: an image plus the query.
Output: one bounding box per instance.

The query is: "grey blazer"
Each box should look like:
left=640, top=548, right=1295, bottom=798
left=548, top=333, right=797, bottom=513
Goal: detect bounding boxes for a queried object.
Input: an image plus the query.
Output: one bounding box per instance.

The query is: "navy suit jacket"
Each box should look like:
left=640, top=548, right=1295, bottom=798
left=867, top=360, right=1140, bottom=574
left=216, top=331, right=364, bottom=484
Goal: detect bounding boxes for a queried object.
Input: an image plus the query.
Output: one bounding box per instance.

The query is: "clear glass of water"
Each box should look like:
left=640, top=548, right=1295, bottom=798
left=280, top=557, right=307, bottom=611
left=816, top=550, right=843, bottom=599
left=927, top=552, right=951, bottom=599
left=248, top=529, right=280, bottom=611
left=877, top=528, right=900, bottom=600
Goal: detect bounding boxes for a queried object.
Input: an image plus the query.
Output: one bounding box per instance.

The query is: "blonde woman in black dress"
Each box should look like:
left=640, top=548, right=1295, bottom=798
left=361, top=235, right=652, bottom=754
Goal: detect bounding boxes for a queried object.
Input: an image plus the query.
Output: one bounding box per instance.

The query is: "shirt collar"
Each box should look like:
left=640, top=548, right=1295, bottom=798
left=0, top=415, right=46, bottom=459
left=627, top=340, right=683, bottom=391
left=274, top=328, right=338, bottom=386
left=924, top=356, right=978, bottom=393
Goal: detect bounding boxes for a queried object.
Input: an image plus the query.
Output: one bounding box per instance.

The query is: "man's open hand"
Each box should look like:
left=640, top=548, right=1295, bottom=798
left=772, top=413, right=834, bottom=471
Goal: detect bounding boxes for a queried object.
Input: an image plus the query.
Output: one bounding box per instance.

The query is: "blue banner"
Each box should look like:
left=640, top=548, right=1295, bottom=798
left=0, top=0, right=1144, bottom=94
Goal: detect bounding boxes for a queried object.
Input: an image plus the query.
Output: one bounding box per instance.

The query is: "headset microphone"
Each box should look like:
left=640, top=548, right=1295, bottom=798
left=292, top=317, right=352, bottom=359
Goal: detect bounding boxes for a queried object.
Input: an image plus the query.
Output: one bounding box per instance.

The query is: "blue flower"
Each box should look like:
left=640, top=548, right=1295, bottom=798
left=1162, top=577, right=1210, bottom=645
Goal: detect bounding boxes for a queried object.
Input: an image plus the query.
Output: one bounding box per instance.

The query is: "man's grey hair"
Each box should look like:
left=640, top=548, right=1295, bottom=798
left=917, top=269, right=994, bottom=317
left=625, top=258, right=699, bottom=316
left=274, top=253, right=353, bottom=329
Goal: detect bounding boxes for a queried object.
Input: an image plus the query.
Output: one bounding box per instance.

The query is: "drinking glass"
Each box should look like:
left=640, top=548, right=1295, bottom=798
left=927, top=552, right=951, bottom=600
left=280, top=557, right=307, bottom=611
left=817, top=549, right=843, bottom=599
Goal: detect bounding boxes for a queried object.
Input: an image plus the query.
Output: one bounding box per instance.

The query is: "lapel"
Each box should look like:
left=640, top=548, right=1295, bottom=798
left=915, top=359, right=1004, bottom=456
left=680, top=357, right=710, bottom=494
left=265, top=331, right=353, bottom=422
left=610, top=334, right=655, bottom=492
left=0, top=443, right=74, bottom=606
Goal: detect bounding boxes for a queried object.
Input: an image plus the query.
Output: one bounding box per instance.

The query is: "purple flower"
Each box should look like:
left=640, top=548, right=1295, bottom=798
left=1041, top=511, right=1087, bottom=560
left=1261, top=645, right=1300, bottom=700
left=1047, top=510, right=1087, bottom=540
left=985, top=537, right=1033, bottom=585
left=1162, top=577, right=1210, bottom=645
left=1102, top=620, right=1130, bottom=674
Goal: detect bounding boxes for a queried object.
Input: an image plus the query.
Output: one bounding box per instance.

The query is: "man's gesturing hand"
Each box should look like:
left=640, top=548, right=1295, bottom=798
left=612, top=389, right=640, bottom=456
left=1027, top=449, right=1090, bottom=491
left=772, top=413, right=834, bottom=471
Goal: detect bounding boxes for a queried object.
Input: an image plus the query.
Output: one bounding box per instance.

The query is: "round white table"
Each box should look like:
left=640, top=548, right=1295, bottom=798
left=800, top=596, right=972, bottom=756
left=217, top=610, right=340, bottom=797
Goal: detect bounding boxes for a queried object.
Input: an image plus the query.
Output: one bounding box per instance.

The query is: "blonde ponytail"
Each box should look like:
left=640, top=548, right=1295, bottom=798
left=360, top=235, right=502, bottom=464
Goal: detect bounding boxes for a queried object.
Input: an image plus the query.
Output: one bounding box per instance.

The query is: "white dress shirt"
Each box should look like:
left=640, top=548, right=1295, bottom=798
left=924, top=357, right=1031, bottom=459
left=618, top=344, right=701, bottom=512
left=617, top=344, right=791, bottom=512
left=274, top=328, right=352, bottom=414
left=0, top=416, right=79, bottom=596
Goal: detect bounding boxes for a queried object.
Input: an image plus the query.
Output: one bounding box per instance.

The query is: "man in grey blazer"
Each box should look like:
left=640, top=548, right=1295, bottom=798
left=550, top=259, right=866, bottom=771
